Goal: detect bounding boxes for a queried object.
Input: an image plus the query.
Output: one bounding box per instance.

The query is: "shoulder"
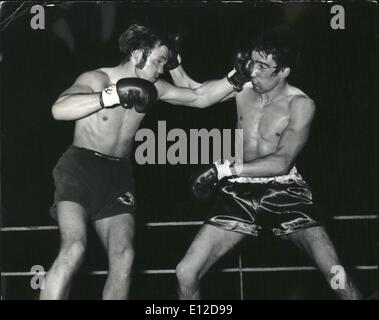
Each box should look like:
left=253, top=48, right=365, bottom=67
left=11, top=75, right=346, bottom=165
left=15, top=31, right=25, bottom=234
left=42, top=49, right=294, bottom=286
left=289, top=86, right=315, bottom=116
left=291, top=94, right=315, bottom=108
left=288, top=92, right=316, bottom=127
left=74, top=69, right=110, bottom=91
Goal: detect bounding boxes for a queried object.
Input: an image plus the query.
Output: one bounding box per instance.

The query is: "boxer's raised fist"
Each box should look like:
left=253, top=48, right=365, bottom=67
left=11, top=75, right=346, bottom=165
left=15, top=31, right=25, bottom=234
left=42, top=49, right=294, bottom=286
left=164, top=33, right=183, bottom=72
left=227, top=50, right=252, bottom=92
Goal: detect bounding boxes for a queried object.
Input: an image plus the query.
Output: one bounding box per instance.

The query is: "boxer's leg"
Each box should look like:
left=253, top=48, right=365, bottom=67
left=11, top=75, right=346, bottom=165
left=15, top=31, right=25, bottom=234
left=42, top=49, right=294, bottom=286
left=286, top=226, right=362, bottom=299
left=261, top=178, right=362, bottom=299
left=94, top=213, right=135, bottom=300
left=176, top=224, right=245, bottom=300
left=40, top=201, right=88, bottom=300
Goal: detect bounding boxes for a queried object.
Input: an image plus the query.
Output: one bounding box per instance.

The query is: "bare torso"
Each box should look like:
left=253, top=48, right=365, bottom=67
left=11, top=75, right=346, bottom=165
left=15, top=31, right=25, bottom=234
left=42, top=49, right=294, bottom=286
left=236, top=84, right=308, bottom=162
left=72, top=68, right=146, bottom=158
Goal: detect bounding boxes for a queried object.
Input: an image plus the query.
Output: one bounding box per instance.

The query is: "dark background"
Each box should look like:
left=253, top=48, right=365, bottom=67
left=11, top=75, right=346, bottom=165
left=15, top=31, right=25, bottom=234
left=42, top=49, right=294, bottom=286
left=1, top=1, right=378, bottom=299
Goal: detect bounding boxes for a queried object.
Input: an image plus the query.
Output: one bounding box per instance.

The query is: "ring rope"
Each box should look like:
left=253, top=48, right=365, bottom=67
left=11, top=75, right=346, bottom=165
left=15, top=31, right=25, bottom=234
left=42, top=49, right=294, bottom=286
left=1, top=265, right=377, bottom=277
left=1, top=215, right=377, bottom=232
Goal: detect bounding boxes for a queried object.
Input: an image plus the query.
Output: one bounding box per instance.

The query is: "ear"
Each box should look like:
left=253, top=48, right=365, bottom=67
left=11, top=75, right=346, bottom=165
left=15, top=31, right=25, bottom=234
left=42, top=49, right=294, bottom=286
left=281, top=67, right=290, bottom=78
left=131, top=50, right=143, bottom=66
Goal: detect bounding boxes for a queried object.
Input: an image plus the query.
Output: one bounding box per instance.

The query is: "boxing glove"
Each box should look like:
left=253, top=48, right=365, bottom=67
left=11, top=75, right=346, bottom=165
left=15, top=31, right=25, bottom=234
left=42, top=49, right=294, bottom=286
left=164, top=33, right=183, bottom=72
left=227, top=50, right=252, bottom=92
left=190, top=160, right=234, bottom=199
left=100, top=78, right=158, bottom=113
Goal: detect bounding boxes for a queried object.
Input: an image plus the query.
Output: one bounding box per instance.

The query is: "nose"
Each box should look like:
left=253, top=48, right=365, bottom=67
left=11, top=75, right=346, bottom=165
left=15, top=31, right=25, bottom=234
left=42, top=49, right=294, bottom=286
left=158, top=64, right=164, bottom=74
left=250, top=62, right=259, bottom=78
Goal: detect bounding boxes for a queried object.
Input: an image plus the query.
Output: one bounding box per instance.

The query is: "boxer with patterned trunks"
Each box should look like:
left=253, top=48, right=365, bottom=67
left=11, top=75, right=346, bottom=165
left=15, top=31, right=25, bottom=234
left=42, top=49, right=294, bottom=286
left=171, top=26, right=362, bottom=299
left=50, top=145, right=136, bottom=222
left=205, top=167, right=321, bottom=237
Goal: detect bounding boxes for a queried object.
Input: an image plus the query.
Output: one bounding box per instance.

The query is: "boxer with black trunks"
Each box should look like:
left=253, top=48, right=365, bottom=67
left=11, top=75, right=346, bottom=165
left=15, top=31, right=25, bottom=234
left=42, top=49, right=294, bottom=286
left=50, top=146, right=136, bottom=221
left=41, top=24, right=241, bottom=300
left=170, top=27, right=362, bottom=299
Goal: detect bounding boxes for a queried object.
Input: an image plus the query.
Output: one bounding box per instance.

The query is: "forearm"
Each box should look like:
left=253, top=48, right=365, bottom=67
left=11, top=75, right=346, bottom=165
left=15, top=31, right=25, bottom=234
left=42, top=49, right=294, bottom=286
left=52, top=93, right=102, bottom=120
left=234, top=154, right=291, bottom=178
left=193, top=77, right=233, bottom=108
left=169, top=65, right=202, bottom=89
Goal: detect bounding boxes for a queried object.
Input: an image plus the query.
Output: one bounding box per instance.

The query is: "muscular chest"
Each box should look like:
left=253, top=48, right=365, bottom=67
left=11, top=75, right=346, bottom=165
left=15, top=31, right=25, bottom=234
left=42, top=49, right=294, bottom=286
left=95, top=107, right=144, bottom=137
left=236, top=92, right=290, bottom=144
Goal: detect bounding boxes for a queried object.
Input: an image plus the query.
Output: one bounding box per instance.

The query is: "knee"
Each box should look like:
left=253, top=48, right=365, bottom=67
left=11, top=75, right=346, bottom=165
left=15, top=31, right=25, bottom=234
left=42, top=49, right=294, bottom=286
left=60, top=239, right=87, bottom=265
left=109, top=246, right=135, bottom=269
left=176, top=259, right=199, bottom=285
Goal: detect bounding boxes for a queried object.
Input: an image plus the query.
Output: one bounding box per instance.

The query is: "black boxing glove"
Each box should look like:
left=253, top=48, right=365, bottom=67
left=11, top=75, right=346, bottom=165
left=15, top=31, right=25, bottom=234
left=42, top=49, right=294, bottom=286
left=164, top=33, right=183, bottom=72
left=190, top=160, right=234, bottom=199
left=227, top=50, right=252, bottom=92
left=99, top=78, right=158, bottom=113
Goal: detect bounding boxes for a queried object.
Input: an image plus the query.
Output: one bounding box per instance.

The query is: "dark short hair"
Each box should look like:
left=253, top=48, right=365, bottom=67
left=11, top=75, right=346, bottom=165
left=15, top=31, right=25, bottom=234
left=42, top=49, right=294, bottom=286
left=118, top=24, right=167, bottom=68
left=252, top=26, right=299, bottom=74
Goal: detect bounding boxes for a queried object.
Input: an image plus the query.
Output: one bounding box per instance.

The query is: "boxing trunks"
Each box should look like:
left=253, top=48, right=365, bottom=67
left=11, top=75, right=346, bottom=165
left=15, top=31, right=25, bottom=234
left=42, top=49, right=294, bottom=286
left=205, top=167, right=321, bottom=237
left=50, top=145, right=136, bottom=221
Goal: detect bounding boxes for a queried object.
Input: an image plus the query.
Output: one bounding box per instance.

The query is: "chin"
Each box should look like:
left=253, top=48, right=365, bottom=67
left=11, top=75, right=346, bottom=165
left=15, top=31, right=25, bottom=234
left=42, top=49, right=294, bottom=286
left=255, top=86, right=271, bottom=94
left=139, top=75, right=154, bottom=83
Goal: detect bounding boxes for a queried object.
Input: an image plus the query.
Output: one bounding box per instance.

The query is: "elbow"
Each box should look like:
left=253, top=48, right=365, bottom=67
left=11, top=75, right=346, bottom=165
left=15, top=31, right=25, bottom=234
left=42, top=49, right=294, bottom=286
left=192, top=89, right=209, bottom=109
left=277, top=158, right=292, bottom=176
left=278, top=167, right=290, bottom=176
left=51, top=105, right=61, bottom=120
left=51, top=105, right=66, bottom=120
left=194, top=99, right=211, bottom=109
left=51, top=95, right=71, bottom=120
left=194, top=100, right=210, bottom=109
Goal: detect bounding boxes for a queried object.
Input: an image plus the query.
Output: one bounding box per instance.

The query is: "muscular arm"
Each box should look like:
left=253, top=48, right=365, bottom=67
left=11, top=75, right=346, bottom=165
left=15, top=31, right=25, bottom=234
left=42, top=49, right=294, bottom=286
left=169, top=64, right=236, bottom=102
left=156, top=70, right=236, bottom=108
left=170, top=65, right=202, bottom=89
left=51, top=71, right=106, bottom=120
left=236, top=96, right=316, bottom=177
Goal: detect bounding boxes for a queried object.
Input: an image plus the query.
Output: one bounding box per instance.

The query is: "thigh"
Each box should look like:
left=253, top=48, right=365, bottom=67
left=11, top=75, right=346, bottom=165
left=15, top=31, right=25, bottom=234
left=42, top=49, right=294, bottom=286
left=94, top=213, right=135, bottom=253
left=206, top=181, right=264, bottom=237
left=287, top=226, right=334, bottom=252
left=182, top=224, right=245, bottom=278
left=51, top=147, right=93, bottom=219
left=260, top=180, right=320, bottom=236
left=94, top=161, right=136, bottom=221
left=56, top=201, right=88, bottom=243
left=287, top=226, right=341, bottom=271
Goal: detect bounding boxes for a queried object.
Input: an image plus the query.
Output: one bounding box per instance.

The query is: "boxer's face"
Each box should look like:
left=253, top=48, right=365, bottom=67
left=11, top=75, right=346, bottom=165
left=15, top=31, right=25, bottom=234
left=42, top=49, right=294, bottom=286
left=250, top=50, right=286, bottom=93
left=134, top=46, right=168, bottom=83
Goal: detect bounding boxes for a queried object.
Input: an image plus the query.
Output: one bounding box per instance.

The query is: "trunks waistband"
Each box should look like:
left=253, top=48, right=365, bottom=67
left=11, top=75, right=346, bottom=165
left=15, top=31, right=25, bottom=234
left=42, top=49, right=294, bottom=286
left=69, top=145, right=130, bottom=162
left=228, top=167, right=302, bottom=184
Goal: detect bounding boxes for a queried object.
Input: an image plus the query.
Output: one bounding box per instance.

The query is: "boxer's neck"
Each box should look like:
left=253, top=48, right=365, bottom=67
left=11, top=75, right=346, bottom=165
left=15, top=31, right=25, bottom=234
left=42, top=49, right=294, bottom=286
left=260, top=81, right=287, bottom=105
left=110, top=63, right=138, bottom=82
